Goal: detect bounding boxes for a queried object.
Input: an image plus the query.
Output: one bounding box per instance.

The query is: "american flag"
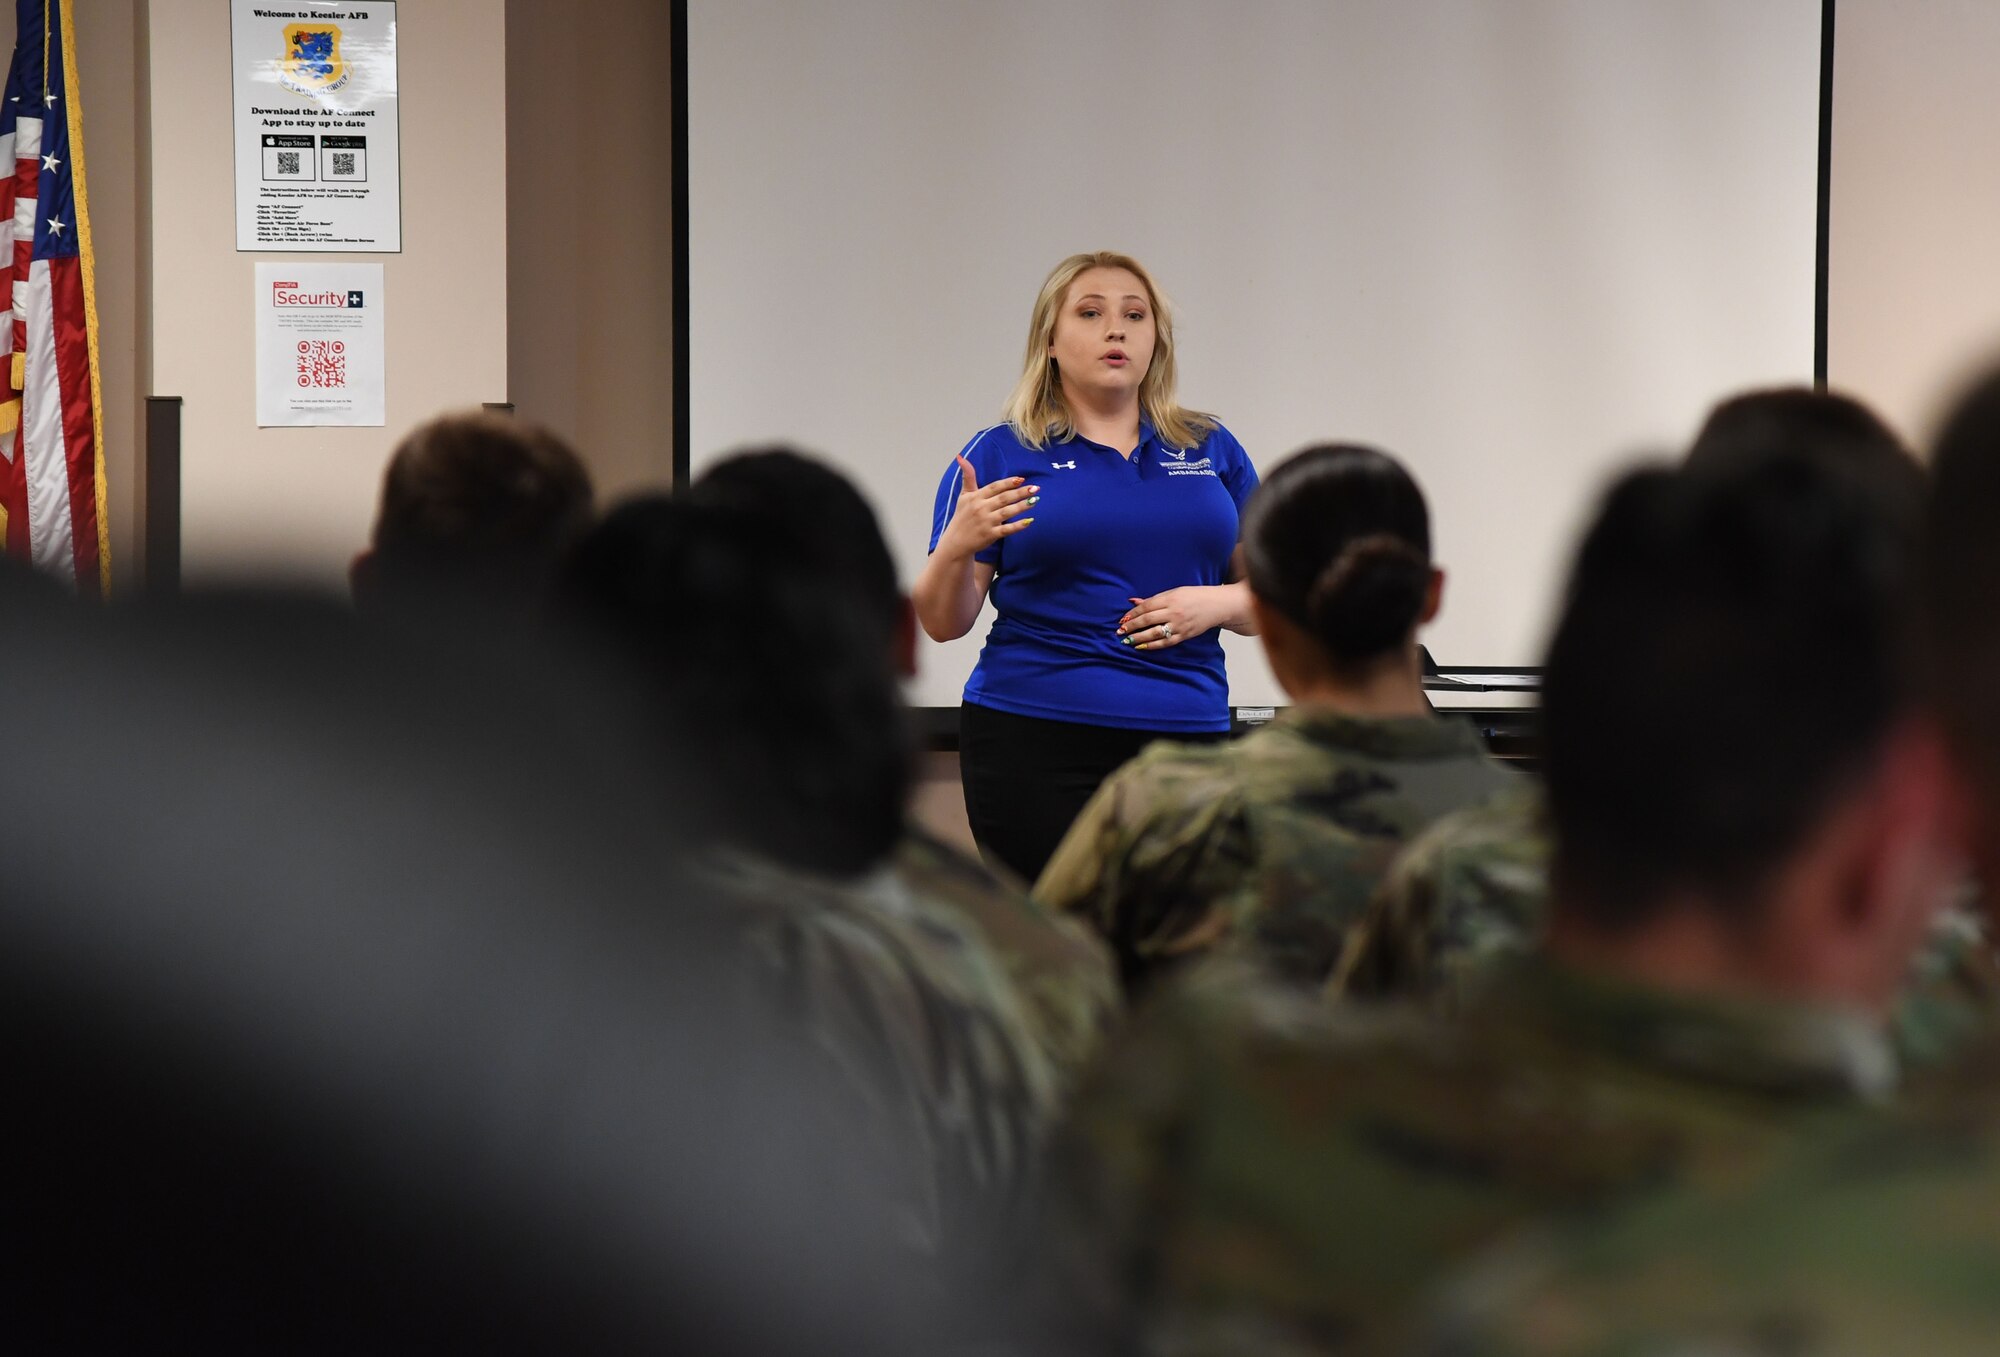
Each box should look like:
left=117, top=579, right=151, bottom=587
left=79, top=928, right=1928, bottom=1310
left=0, top=0, right=105, bottom=593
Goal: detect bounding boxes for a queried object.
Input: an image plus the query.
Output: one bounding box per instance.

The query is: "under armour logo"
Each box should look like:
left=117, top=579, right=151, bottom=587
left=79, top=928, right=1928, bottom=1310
left=1052, top=460, right=1077, bottom=470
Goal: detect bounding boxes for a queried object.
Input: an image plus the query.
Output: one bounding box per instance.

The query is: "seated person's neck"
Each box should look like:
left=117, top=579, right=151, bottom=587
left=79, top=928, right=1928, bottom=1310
left=1280, top=647, right=1432, bottom=719
left=1543, top=764, right=1954, bottom=1022
left=1544, top=890, right=1892, bottom=1020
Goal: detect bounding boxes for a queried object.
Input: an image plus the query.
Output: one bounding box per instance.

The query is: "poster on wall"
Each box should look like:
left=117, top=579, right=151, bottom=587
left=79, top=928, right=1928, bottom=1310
left=255, top=263, right=386, bottom=426
left=231, top=0, right=401, bottom=251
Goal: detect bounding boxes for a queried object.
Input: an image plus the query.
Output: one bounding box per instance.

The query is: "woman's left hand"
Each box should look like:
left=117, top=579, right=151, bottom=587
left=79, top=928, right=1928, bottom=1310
left=1118, top=584, right=1246, bottom=651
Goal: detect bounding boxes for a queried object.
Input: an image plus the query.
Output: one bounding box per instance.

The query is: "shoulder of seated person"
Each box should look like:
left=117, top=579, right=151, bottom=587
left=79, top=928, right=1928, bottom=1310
left=1401, top=785, right=1552, bottom=865
left=1100, top=738, right=1252, bottom=818
left=894, top=823, right=994, bottom=879
left=1170, top=721, right=1388, bottom=796
left=1126, top=734, right=1247, bottom=776
left=893, top=824, right=1040, bottom=903
left=1141, top=956, right=1451, bottom=1064
left=898, top=827, right=1117, bottom=982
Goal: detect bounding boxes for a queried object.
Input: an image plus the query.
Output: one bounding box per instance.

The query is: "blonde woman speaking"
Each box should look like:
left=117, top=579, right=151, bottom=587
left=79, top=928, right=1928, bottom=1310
left=914, top=252, right=1258, bottom=883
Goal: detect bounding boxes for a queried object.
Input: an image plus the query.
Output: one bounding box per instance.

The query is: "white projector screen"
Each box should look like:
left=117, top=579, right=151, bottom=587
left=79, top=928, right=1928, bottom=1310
left=689, top=0, right=1822, bottom=710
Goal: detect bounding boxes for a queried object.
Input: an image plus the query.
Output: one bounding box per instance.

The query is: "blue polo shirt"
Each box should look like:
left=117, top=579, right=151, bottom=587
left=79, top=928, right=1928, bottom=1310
left=928, top=419, right=1258, bottom=733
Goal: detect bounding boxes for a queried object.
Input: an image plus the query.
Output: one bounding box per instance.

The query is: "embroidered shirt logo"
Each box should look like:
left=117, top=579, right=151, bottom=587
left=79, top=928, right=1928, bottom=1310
left=1160, top=448, right=1216, bottom=476
left=1052, top=460, right=1077, bottom=470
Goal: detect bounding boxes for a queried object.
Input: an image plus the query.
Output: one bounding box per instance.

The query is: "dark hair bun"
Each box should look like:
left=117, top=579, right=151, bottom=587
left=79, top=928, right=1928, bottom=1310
left=1304, top=533, right=1430, bottom=659
left=1241, top=444, right=1433, bottom=665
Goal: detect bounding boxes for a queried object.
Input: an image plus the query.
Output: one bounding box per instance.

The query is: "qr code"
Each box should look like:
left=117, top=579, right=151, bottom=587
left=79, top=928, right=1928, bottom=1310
left=331, top=152, right=355, bottom=176
left=277, top=151, right=300, bottom=175
left=296, top=338, right=347, bottom=389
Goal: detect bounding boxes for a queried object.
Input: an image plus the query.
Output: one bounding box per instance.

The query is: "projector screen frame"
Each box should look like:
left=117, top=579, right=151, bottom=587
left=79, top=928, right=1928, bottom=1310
left=668, top=0, right=1837, bottom=736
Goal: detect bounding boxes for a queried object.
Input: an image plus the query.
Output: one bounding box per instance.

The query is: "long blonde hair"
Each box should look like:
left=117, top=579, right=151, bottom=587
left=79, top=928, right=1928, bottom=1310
left=1001, top=251, right=1215, bottom=451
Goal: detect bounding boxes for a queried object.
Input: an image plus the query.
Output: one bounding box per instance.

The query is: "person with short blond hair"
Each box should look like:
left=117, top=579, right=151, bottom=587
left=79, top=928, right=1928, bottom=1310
left=914, top=251, right=1259, bottom=883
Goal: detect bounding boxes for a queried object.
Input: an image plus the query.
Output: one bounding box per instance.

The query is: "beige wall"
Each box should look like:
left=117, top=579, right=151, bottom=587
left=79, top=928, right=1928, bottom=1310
left=504, top=0, right=675, bottom=501
left=48, top=0, right=666, bottom=589
left=146, top=0, right=508, bottom=590
left=48, top=4, right=2000, bottom=588
left=1827, top=0, right=2000, bottom=446
left=76, top=2, right=142, bottom=592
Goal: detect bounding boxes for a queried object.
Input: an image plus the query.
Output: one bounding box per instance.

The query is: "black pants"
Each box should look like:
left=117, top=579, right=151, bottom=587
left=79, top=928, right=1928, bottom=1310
left=958, top=702, right=1227, bottom=888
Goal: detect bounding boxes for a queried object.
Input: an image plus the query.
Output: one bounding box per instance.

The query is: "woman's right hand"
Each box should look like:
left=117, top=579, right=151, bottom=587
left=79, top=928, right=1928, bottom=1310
left=934, top=456, right=1037, bottom=561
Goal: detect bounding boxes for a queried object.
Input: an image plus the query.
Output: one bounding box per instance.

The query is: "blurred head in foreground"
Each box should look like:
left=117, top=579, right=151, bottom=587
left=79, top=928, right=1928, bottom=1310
left=3, top=591, right=938, bottom=1352
left=554, top=447, right=913, bottom=878
left=1542, top=437, right=1950, bottom=1014
left=686, top=445, right=916, bottom=676
left=1689, top=385, right=1910, bottom=469
left=1922, top=367, right=2000, bottom=888
left=352, top=410, right=593, bottom=620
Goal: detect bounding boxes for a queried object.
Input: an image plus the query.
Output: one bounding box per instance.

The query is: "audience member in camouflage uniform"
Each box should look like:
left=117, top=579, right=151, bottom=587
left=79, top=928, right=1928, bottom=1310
left=1035, top=444, right=1515, bottom=993
left=1425, top=1028, right=2000, bottom=1357
left=1333, top=789, right=1997, bottom=1070
left=892, top=826, right=1118, bottom=1081
left=705, top=848, right=1061, bottom=1263
left=1404, top=373, right=2000, bottom=1357
left=554, top=451, right=1116, bottom=1285
left=1329, top=391, right=2000, bottom=1067
left=1415, top=1090, right=2000, bottom=1357
left=1029, top=443, right=1959, bottom=1355
left=687, top=449, right=1120, bottom=1083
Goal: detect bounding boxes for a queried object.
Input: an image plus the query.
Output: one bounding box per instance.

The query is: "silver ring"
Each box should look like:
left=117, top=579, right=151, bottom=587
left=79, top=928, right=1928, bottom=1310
left=1160, top=623, right=1172, bottom=638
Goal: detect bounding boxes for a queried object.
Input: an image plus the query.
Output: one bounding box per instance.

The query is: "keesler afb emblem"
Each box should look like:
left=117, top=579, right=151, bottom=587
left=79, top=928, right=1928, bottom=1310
left=280, top=24, right=351, bottom=97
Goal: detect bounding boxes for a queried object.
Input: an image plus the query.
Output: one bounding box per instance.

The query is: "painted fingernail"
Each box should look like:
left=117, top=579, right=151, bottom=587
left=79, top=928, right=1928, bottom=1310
left=1119, top=635, right=1131, bottom=645
left=1027, top=496, right=1040, bottom=506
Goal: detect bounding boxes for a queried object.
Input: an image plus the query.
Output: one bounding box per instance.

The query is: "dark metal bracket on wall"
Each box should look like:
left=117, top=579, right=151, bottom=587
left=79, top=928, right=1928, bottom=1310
left=1816, top=0, right=1834, bottom=388
left=143, top=396, right=181, bottom=596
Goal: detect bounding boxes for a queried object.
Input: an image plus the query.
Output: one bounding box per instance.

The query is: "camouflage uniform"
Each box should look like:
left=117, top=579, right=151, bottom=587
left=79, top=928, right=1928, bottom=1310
left=1034, top=708, right=1516, bottom=992
left=890, top=826, right=1121, bottom=1083
left=1329, top=784, right=1550, bottom=1009
left=1036, top=957, right=1897, bottom=1356
left=1892, top=892, right=2000, bottom=1072
left=706, top=838, right=1078, bottom=1265
left=1332, top=792, right=2000, bottom=1070
left=1422, top=1041, right=2000, bottom=1357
